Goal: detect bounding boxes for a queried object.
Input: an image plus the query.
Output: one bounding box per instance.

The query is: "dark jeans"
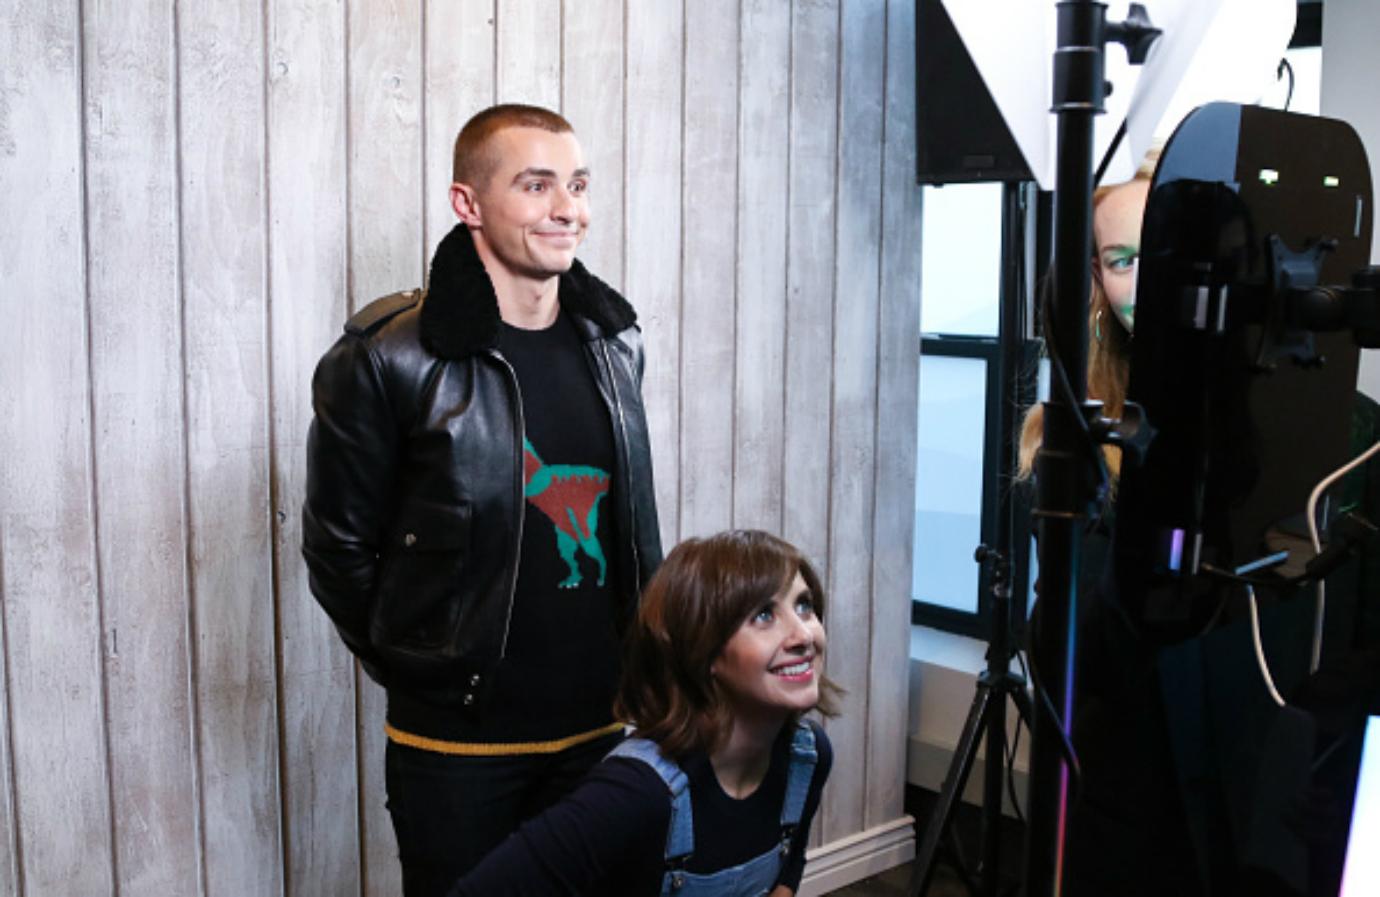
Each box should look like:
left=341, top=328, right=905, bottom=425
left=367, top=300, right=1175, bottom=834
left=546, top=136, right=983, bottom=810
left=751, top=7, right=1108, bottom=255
left=384, top=730, right=623, bottom=897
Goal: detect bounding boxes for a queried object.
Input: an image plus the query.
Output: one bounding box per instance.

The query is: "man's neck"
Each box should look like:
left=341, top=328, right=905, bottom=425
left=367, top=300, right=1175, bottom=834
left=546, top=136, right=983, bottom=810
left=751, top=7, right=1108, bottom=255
left=493, top=272, right=561, bottom=330
left=472, top=237, right=562, bottom=330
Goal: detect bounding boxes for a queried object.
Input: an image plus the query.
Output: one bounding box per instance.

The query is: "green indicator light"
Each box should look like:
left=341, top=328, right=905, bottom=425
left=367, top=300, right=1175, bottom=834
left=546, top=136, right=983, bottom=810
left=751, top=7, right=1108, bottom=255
left=1324, top=175, right=1341, bottom=187
left=1259, top=168, right=1280, bottom=186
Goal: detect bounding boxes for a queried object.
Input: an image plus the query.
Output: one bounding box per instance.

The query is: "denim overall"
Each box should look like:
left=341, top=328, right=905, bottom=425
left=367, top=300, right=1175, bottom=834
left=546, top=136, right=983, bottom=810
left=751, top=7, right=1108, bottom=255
left=607, top=723, right=818, bottom=897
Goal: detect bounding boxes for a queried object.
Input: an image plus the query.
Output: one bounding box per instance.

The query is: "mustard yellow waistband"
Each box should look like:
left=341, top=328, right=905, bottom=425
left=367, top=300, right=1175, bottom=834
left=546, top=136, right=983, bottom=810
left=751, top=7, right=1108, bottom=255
left=385, top=720, right=626, bottom=757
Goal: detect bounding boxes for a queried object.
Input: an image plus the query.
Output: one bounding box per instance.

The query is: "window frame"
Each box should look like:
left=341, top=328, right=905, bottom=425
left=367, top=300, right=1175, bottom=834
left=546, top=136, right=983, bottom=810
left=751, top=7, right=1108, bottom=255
left=911, top=183, right=1045, bottom=638
left=910, top=336, right=1002, bottom=637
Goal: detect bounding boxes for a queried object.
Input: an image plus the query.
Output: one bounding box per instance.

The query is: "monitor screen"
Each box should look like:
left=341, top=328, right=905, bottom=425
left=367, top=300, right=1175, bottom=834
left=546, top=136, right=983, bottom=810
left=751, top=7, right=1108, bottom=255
left=1341, top=717, right=1380, bottom=896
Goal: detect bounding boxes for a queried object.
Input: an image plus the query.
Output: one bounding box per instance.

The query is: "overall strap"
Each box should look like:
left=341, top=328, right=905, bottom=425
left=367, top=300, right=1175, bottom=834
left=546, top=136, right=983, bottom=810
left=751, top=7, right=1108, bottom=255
left=780, top=722, right=819, bottom=830
left=606, top=737, right=695, bottom=865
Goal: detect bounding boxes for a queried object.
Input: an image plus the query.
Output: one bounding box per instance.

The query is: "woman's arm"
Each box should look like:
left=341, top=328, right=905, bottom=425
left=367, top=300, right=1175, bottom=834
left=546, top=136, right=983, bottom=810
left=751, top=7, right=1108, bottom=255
left=447, top=758, right=668, bottom=896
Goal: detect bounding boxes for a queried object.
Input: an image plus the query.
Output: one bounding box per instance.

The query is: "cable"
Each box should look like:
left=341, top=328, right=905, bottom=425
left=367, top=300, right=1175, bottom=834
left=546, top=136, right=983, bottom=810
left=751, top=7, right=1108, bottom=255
left=1312, top=728, right=1357, bottom=776
left=1022, top=281, right=1102, bottom=813
left=1197, top=561, right=1284, bottom=591
left=1277, top=58, right=1295, bottom=112
left=1246, top=584, right=1287, bottom=708
left=1015, top=644, right=1031, bottom=691
left=1094, top=120, right=1128, bottom=189
left=1309, top=495, right=1330, bottom=675
left=1005, top=684, right=1027, bottom=826
left=1023, top=599, right=1084, bottom=798
left=1038, top=284, right=1114, bottom=516
left=1032, top=272, right=1117, bottom=548
left=1303, top=437, right=1380, bottom=672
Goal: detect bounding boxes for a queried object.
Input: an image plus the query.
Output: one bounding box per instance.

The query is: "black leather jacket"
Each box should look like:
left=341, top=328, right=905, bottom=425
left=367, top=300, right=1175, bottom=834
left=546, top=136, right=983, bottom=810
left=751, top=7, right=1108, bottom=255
left=302, top=224, right=661, bottom=709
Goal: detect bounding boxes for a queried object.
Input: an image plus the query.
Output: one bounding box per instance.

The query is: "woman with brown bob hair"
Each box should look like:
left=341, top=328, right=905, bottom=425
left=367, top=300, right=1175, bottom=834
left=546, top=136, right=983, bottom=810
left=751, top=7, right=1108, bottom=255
left=448, top=530, right=839, bottom=896
left=617, top=529, right=842, bottom=757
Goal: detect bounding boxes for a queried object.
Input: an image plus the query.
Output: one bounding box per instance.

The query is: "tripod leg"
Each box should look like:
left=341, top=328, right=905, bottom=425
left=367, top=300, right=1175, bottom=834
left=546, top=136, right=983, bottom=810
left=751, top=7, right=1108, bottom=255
left=980, top=681, right=1009, bottom=897
left=909, top=681, right=994, bottom=897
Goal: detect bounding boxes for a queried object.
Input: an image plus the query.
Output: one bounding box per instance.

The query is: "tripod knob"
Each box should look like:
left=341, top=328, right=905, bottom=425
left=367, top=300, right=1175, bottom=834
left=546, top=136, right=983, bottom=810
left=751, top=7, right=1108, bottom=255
left=1094, top=400, right=1155, bottom=468
left=974, top=544, right=1012, bottom=595
left=1106, top=3, right=1162, bottom=65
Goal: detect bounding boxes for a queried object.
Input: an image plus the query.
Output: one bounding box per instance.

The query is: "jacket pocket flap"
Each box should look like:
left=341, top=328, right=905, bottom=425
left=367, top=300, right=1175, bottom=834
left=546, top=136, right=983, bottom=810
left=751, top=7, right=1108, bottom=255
left=388, top=502, right=470, bottom=551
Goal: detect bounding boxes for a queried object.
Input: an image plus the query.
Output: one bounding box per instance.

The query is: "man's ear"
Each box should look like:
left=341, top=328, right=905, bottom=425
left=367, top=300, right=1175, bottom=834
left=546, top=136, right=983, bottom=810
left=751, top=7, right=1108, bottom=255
left=450, top=182, right=482, bottom=226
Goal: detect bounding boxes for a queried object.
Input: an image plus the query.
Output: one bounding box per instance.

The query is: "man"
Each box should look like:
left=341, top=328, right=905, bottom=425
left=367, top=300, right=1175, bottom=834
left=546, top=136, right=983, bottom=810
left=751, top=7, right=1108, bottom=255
left=302, top=104, right=661, bottom=895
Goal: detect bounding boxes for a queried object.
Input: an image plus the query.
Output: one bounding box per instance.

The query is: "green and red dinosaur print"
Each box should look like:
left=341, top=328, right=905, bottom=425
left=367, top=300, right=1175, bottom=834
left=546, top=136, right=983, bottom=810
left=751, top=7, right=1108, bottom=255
left=522, top=437, right=610, bottom=588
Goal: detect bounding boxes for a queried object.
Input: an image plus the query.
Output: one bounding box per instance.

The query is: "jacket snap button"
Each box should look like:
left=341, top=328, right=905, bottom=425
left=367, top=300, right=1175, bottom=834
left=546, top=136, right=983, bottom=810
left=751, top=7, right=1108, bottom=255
left=671, top=873, right=684, bottom=889
left=469, top=674, right=481, bottom=687
left=462, top=693, right=475, bottom=706
left=403, top=533, right=417, bottom=548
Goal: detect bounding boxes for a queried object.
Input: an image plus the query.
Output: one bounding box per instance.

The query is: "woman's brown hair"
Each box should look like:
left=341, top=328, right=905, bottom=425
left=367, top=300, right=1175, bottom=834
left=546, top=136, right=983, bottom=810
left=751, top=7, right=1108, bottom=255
left=614, top=530, right=842, bottom=759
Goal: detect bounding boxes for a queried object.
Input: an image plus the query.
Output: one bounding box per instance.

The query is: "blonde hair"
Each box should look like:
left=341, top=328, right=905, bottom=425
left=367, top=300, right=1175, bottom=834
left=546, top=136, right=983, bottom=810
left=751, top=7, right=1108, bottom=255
left=1017, top=150, right=1159, bottom=482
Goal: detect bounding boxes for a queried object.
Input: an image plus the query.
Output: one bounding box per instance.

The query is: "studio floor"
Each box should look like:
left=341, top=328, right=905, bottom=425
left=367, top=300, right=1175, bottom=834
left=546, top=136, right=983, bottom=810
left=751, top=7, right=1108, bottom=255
left=821, top=785, right=1026, bottom=897
left=823, top=862, right=964, bottom=896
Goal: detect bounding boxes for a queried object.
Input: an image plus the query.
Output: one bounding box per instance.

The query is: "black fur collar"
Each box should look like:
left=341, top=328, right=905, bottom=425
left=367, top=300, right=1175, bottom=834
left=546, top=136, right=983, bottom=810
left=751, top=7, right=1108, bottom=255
left=419, top=223, right=637, bottom=360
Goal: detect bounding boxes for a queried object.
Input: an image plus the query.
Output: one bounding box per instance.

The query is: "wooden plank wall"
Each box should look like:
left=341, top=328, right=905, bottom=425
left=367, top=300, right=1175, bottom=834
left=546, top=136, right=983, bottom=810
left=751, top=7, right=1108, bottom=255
left=0, top=0, right=921, bottom=893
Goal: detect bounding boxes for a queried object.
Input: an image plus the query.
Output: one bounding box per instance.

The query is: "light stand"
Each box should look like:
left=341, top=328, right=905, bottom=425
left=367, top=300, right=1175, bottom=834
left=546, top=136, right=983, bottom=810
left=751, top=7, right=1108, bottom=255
left=1025, top=3, right=1159, bottom=895
left=908, top=544, right=1035, bottom=897
left=909, top=183, right=1037, bottom=897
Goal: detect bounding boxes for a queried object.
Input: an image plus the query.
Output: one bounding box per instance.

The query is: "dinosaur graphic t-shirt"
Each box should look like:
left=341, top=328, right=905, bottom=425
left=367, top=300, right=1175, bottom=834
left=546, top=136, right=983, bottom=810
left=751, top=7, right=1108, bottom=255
left=522, top=436, right=610, bottom=590
left=480, top=310, right=624, bottom=743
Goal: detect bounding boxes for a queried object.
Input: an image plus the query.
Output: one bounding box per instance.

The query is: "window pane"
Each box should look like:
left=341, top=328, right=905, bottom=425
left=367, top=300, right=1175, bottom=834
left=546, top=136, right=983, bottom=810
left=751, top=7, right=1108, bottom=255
left=920, top=183, right=1002, bottom=337
left=913, top=354, right=987, bottom=613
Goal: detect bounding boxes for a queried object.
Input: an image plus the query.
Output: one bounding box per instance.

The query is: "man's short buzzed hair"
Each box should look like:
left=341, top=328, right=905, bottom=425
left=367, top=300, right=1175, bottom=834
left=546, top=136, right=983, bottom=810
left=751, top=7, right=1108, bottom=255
left=452, top=104, right=575, bottom=188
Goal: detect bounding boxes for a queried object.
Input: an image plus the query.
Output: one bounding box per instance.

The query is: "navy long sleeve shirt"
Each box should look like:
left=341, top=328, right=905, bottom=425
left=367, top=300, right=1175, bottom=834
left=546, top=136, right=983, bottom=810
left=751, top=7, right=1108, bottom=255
left=448, top=720, right=832, bottom=896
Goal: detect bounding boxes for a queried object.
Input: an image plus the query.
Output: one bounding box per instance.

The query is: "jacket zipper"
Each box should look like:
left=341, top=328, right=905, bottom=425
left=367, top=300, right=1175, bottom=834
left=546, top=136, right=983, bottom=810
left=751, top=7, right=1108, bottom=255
left=491, top=349, right=525, bottom=661
left=601, top=340, right=640, bottom=585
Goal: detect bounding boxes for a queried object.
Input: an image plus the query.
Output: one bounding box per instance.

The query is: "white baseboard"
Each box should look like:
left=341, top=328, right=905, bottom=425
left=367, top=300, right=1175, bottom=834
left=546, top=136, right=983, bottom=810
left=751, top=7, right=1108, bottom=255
left=798, top=816, right=917, bottom=896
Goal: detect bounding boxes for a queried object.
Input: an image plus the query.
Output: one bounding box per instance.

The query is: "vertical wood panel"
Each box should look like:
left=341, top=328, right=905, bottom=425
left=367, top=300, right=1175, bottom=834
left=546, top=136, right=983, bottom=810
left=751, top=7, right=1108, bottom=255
left=0, top=2, right=115, bottom=892
left=782, top=0, right=840, bottom=577
left=266, top=0, right=359, bottom=892
left=733, top=0, right=792, bottom=532
left=495, top=0, right=561, bottom=108
left=561, top=0, right=625, bottom=291
left=423, top=1, right=495, bottom=263
left=823, top=0, right=887, bottom=843
left=0, top=551, right=14, bottom=897
left=1, top=2, right=924, bottom=890
left=83, top=0, right=200, bottom=889
left=626, top=1, right=685, bottom=550
left=177, top=1, right=283, bottom=893
left=867, top=0, right=922, bottom=828
left=348, top=3, right=423, bottom=893
left=678, top=0, right=738, bottom=540
left=783, top=0, right=841, bottom=842
left=349, top=0, right=423, bottom=307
